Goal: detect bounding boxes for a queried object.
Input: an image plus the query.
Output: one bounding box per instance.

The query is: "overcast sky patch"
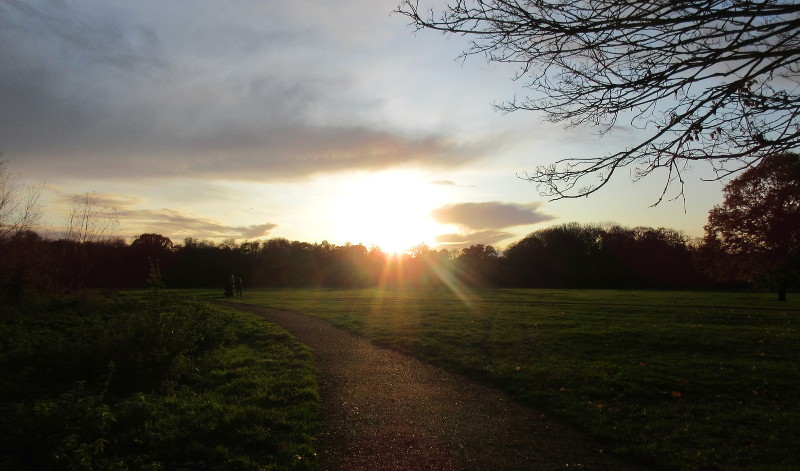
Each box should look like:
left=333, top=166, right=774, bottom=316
left=0, top=0, right=491, bottom=182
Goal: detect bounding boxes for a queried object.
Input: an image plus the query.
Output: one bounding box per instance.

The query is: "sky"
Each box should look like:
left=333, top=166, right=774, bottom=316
left=1, top=0, right=727, bottom=252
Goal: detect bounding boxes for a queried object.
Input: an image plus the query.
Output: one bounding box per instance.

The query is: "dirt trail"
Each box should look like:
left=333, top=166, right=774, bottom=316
left=221, top=302, right=650, bottom=471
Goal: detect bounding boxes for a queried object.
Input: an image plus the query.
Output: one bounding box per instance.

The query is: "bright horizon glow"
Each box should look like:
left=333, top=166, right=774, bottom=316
left=329, top=171, right=451, bottom=254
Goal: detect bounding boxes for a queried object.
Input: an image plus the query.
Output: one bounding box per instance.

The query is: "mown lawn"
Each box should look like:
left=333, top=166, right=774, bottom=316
left=201, top=287, right=799, bottom=471
left=0, top=292, right=319, bottom=470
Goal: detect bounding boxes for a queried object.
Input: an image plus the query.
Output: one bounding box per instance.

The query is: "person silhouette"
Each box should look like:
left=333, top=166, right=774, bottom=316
left=235, top=276, right=243, bottom=297
left=224, top=274, right=235, bottom=298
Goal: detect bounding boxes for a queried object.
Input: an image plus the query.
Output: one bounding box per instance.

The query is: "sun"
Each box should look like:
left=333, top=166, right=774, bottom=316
left=330, top=171, right=449, bottom=253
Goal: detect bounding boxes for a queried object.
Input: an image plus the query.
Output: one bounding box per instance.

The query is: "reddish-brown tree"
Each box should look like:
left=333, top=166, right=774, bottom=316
left=703, top=153, right=800, bottom=300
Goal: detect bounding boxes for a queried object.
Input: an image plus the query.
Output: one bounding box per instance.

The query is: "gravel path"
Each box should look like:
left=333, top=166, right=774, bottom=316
left=221, top=302, right=650, bottom=471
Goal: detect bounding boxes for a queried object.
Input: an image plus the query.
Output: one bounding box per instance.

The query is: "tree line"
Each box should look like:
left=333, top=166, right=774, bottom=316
left=2, top=153, right=798, bottom=300
left=0, top=222, right=738, bottom=301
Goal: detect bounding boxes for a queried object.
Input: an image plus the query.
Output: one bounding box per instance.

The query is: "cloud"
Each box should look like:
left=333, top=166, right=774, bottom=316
left=435, top=230, right=514, bottom=248
left=48, top=188, right=277, bottom=240
left=239, top=223, right=279, bottom=239
left=431, top=201, right=554, bottom=230
left=0, top=1, right=493, bottom=182
left=116, top=208, right=277, bottom=240
left=53, top=190, right=144, bottom=210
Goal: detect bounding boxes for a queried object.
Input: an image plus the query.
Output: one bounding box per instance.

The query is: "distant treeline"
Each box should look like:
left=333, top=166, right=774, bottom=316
left=1, top=222, right=740, bottom=299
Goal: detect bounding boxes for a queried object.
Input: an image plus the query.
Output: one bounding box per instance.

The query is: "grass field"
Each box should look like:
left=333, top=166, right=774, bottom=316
left=189, top=287, right=799, bottom=471
left=0, top=292, right=320, bottom=470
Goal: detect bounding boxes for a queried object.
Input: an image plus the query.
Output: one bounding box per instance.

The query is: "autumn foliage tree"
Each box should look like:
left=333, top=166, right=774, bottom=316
left=398, top=1, right=800, bottom=202
left=702, top=153, right=800, bottom=300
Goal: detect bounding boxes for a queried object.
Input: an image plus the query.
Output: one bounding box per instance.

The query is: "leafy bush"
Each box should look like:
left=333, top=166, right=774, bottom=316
left=0, top=293, right=319, bottom=470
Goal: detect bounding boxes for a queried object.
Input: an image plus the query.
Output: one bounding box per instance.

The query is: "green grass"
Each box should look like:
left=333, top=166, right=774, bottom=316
left=0, top=292, right=319, bottom=470
left=193, top=287, right=799, bottom=471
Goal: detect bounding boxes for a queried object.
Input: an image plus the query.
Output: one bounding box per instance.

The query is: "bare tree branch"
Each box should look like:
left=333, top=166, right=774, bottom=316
left=397, top=0, right=800, bottom=202
left=65, top=192, right=120, bottom=243
left=0, top=160, right=43, bottom=242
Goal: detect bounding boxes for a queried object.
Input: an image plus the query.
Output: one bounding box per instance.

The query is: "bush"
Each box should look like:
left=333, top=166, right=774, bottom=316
left=0, top=292, right=319, bottom=470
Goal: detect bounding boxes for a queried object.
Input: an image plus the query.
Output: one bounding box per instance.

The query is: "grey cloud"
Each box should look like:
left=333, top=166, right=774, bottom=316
left=431, top=201, right=554, bottom=230
left=1, top=0, right=163, bottom=72
left=54, top=190, right=144, bottom=210
left=174, top=126, right=479, bottom=180
left=1, top=1, right=490, bottom=182
left=117, top=208, right=277, bottom=240
left=435, top=230, right=514, bottom=248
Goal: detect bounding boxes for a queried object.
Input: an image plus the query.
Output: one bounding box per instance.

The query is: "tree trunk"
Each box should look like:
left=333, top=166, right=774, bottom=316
left=778, top=286, right=787, bottom=302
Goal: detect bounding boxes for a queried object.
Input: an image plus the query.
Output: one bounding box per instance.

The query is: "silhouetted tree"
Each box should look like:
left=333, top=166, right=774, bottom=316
left=256, top=238, right=293, bottom=287
left=598, top=225, right=705, bottom=288
left=1, top=222, right=726, bottom=294
left=85, top=238, right=129, bottom=288
left=0, top=230, right=46, bottom=301
left=503, top=223, right=603, bottom=287
left=457, top=244, right=499, bottom=285
left=59, top=193, right=121, bottom=288
left=325, top=243, right=374, bottom=287
left=0, top=160, right=42, bottom=242
left=131, top=233, right=175, bottom=253
left=702, top=153, right=800, bottom=300
left=407, top=244, right=453, bottom=287
left=502, top=222, right=707, bottom=288
left=64, top=193, right=119, bottom=243
left=399, top=1, right=800, bottom=202
left=0, top=161, right=44, bottom=300
left=502, top=231, right=546, bottom=287
left=168, top=238, right=229, bottom=288
left=130, top=234, right=176, bottom=287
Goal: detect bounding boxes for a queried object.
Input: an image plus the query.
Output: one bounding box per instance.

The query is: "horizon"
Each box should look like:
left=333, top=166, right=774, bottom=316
left=31, top=215, right=703, bottom=257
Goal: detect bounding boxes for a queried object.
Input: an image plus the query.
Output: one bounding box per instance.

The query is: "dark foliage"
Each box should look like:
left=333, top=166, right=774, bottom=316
left=0, top=224, right=726, bottom=295
left=0, top=293, right=318, bottom=470
left=701, top=153, right=800, bottom=300
left=502, top=223, right=711, bottom=289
